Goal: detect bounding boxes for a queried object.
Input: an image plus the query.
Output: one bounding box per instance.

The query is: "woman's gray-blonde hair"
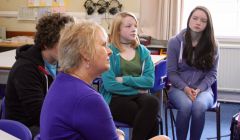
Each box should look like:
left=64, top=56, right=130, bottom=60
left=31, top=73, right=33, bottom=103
left=58, top=20, right=107, bottom=72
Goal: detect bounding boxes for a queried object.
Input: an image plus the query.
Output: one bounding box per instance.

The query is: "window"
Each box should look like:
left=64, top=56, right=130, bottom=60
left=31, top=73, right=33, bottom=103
left=182, top=0, right=240, bottom=40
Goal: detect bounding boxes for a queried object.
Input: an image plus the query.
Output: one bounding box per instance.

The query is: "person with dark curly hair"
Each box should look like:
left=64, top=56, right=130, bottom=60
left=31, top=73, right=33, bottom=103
left=5, top=13, right=74, bottom=137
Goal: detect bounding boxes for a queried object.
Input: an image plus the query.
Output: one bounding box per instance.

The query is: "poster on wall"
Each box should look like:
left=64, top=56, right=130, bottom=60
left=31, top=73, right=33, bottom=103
left=27, top=0, right=65, bottom=7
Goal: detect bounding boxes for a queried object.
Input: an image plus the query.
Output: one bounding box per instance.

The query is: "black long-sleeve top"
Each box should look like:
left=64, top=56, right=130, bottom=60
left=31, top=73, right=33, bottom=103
left=5, top=45, right=53, bottom=127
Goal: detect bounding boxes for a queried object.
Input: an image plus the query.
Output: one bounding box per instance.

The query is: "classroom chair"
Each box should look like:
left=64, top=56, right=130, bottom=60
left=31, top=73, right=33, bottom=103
left=114, top=121, right=132, bottom=140
left=92, top=78, right=133, bottom=138
left=0, top=119, right=32, bottom=140
left=150, top=59, right=167, bottom=135
left=34, top=133, right=41, bottom=140
left=164, top=81, right=221, bottom=140
left=92, top=65, right=166, bottom=137
left=92, top=77, right=102, bottom=91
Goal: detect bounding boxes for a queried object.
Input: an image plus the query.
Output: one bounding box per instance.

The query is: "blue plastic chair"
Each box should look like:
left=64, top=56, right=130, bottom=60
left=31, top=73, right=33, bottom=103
left=206, top=81, right=221, bottom=140
left=0, top=119, right=32, bottom=140
left=34, top=133, right=41, bottom=140
left=150, top=60, right=167, bottom=93
left=92, top=77, right=102, bottom=91
left=114, top=121, right=131, bottom=128
left=92, top=78, right=133, bottom=138
left=114, top=121, right=132, bottom=139
left=150, top=59, right=167, bottom=135
left=165, top=81, right=221, bottom=140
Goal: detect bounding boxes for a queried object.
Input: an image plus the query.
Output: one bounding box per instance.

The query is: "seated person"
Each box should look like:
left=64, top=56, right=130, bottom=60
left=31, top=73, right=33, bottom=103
left=40, top=19, right=170, bottom=140
left=5, top=13, right=74, bottom=136
left=100, top=11, right=160, bottom=140
left=40, top=20, right=121, bottom=140
left=167, top=6, right=219, bottom=140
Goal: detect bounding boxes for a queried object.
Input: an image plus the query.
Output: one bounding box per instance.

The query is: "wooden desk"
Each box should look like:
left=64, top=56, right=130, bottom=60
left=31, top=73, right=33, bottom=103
left=0, top=49, right=16, bottom=84
left=0, top=49, right=16, bottom=70
left=0, top=42, right=31, bottom=52
left=147, top=44, right=167, bottom=55
left=0, top=49, right=166, bottom=70
left=0, top=42, right=29, bottom=48
left=0, top=30, right=34, bottom=51
left=151, top=54, right=166, bottom=65
left=0, top=49, right=166, bottom=84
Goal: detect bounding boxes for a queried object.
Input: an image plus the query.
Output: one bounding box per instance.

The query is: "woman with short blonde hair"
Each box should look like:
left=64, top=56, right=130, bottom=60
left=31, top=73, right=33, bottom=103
left=40, top=21, right=119, bottom=140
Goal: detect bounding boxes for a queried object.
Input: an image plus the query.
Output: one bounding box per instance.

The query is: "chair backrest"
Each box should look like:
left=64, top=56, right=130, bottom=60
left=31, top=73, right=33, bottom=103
left=114, top=121, right=131, bottom=128
left=211, top=81, right=217, bottom=104
left=92, top=77, right=103, bottom=91
left=0, top=119, right=32, bottom=140
left=1, top=96, right=5, bottom=119
left=150, top=60, right=167, bottom=93
left=34, top=133, right=41, bottom=140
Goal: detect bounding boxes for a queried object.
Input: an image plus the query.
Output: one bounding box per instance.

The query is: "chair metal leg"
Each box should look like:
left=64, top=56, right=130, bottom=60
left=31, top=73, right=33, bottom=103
left=216, top=102, right=221, bottom=140
left=157, top=112, right=164, bottom=135
left=156, top=90, right=164, bottom=135
left=165, top=106, right=169, bottom=136
left=164, top=89, right=169, bottom=136
left=170, top=108, right=175, bottom=140
left=159, top=90, right=164, bottom=135
left=159, top=118, right=164, bottom=135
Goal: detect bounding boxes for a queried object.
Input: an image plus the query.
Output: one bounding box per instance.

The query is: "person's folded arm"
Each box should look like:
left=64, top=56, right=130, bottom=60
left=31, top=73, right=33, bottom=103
left=122, top=54, right=155, bottom=89
left=102, top=69, right=139, bottom=95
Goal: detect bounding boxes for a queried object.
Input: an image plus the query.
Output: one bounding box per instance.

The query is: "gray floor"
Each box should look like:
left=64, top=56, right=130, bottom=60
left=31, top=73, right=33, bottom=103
left=121, top=92, right=240, bottom=140
left=1, top=90, right=240, bottom=140
left=163, top=102, right=240, bottom=140
left=163, top=90, right=240, bottom=140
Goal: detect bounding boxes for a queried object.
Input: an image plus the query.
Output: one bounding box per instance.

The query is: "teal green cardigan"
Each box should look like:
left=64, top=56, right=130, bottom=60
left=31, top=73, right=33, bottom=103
left=100, top=43, right=155, bottom=104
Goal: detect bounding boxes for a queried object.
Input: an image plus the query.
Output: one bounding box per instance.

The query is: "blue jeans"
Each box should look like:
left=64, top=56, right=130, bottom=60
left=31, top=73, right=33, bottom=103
left=168, top=87, right=214, bottom=140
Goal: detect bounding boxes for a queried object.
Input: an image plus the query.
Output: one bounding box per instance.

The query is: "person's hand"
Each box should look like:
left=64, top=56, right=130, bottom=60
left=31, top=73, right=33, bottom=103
left=138, top=89, right=149, bottom=94
left=115, top=77, right=123, bottom=83
left=116, top=129, right=125, bottom=140
left=194, top=88, right=201, bottom=95
left=149, top=135, right=170, bottom=140
left=184, top=86, right=197, bottom=101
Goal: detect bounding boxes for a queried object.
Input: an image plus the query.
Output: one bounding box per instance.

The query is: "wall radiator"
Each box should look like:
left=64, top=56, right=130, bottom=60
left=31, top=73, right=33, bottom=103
left=218, top=44, right=240, bottom=93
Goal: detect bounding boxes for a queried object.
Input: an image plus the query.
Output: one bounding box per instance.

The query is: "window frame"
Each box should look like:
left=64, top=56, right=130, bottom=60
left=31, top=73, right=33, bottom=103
left=182, top=0, right=240, bottom=43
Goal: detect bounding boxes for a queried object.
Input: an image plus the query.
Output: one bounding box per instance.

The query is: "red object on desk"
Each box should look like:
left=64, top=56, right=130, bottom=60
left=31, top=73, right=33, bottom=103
left=140, top=35, right=151, bottom=46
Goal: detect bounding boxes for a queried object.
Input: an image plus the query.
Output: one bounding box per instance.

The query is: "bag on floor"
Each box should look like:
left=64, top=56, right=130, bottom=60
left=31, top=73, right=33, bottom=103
left=230, top=112, right=240, bottom=140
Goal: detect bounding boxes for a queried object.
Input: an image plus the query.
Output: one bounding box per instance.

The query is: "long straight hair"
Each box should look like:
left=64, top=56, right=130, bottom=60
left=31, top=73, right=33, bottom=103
left=183, top=6, right=217, bottom=71
left=109, top=11, right=140, bottom=52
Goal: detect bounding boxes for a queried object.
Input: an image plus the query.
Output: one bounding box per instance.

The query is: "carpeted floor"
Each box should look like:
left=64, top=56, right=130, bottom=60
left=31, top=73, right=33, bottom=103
left=1, top=88, right=240, bottom=140
left=198, top=102, right=239, bottom=140
left=121, top=102, right=240, bottom=140
left=164, top=102, right=240, bottom=140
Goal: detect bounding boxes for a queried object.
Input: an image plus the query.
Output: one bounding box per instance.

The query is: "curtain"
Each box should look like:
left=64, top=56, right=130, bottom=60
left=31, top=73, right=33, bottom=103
left=139, top=0, right=183, bottom=40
